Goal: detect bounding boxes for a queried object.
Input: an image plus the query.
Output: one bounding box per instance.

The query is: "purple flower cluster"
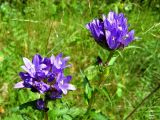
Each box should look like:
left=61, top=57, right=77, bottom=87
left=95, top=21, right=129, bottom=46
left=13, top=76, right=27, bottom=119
left=86, top=11, right=134, bottom=50
left=14, top=53, right=76, bottom=110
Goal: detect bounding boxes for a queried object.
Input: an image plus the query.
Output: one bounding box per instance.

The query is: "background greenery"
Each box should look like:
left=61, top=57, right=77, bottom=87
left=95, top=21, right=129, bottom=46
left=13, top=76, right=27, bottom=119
left=0, top=0, right=160, bottom=119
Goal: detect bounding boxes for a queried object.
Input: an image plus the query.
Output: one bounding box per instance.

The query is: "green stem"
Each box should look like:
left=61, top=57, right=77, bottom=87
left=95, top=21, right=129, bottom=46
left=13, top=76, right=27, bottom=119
left=44, top=98, right=49, bottom=120
left=85, top=90, right=96, bottom=115
left=105, top=51, right=114, bottom=66
left=87, top=0, right=92, bottom=16
left=85, top=51, right=114, bottom=115
left=46, top=20, right=54, bottom=54
left=124, top=84, right=160, bottom=120
left=44, top=111, right=48, bottom=120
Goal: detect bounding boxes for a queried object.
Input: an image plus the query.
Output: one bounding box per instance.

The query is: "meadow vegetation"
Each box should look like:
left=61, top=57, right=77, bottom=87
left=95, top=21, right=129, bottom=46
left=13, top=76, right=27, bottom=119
left=0, top=0, right=160, bottom=120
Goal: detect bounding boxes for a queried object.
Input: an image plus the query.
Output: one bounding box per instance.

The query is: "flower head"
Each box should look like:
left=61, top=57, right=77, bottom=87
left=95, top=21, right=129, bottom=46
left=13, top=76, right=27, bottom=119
left=15, top=53, right=75, bottom=102
left=15, top=54, right=51, bottom=93
left=86, top=11, right=134, bottom=50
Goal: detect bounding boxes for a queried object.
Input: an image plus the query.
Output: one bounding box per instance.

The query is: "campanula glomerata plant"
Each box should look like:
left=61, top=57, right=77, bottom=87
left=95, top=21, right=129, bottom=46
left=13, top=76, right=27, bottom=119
left=14, top=53, right=76, bottom=111
left=84, top=11, right=135, bottom=116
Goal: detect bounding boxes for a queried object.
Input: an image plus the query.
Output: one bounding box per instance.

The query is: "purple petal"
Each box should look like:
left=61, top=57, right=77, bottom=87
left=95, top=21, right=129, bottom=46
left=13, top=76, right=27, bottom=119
left=124, top=30, right=134, bottom=46
left=39, top=64, right=47, bottom=69
left=48, top=73, right=55, bottom=82
left=23, top=78, right=34, bottom=88
left=36, top=99, right=48, bottom=111
left=21, top=66, right=35, bottom=78
left=36, top=99, right=45, bottom=110
left=19, top=72, right=30, bottom=80
left=86, top=23, right=90, bottom=30
left=49, top=90, right=62, bottom=99
left=14, top=81, right=24, bottom=88
left=60, top=84, right=76, bottom=94
left=107, top=11, right=116, bottom=24
left=23, top=57, right=33, bottom=69
left=50, top=55, right=55, bottom=64
left=21, top=65, right=29, bottom=73
left=67, top=84, right=76, bottom=90
left=34, top=81, right=50, bottom=94
left=56, top=73, right=62, bottom=83
left=35, top=72, right=45, bottom=80
left=61, top=88, right=67, bottom=94
left=105, top=30, right=111, bottom=40
left=22, top=57, right=36, bottom=77
left=64, top=75, right=72, bottom=83
left=54, top=55, right=63, bottom=69
left=63, top=56, right=70, bottom=62
left=33, top=54, right=40, bottom=67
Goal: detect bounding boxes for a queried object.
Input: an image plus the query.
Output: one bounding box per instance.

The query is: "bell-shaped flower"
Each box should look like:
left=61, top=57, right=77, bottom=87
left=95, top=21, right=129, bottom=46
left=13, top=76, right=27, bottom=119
left=54, top=73, right=76, bottom=95
left=50, top=53, right=71, bottom=73
left=86, top=11, right=134, bottom=50
left=14, top=53, right=76, bottom=99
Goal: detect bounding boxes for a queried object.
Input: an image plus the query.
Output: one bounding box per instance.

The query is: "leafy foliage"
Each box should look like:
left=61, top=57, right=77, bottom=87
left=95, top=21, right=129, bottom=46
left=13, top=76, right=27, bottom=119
left=0, top=0, right=160, bottom=119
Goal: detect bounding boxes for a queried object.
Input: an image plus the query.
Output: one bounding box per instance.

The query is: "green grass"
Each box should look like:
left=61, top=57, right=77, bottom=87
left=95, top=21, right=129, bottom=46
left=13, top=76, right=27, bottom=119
left=0, top=0, right=160, bottom=120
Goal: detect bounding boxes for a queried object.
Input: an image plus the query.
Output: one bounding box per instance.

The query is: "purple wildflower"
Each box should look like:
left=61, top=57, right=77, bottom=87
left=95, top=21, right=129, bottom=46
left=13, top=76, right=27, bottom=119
left=14, top=53, right=75, bottom=102
left=54, top=73, right=76, bottom=95
left=14, top=54, right=50, bottom=93
left=50, top=53, right=71, bottom=73
left=36, top=99, right=48, bottom=111
left=86, top=11, right=134, bottom=50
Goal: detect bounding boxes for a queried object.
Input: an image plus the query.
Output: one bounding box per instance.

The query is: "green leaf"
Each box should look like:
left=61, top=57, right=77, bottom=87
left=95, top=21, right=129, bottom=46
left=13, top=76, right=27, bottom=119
left=108, top=56, right=118, bottom=66
left=57, top=108, right=69, bottom=115
left=103, top=67, right=110, bottom=76
left=50, top=4, right=57, bottom=15
left=125, top=45, right=142, bottom=50
left=80, top=70, right=93, bottom=104
left=68, top=107, right=84, bottom=117
left=124, top=2, right=133, bottom=12
left=0, top=51, right=4, bottom=63
left=63, top=114, right=72, bottom=120
left=117, top=50, right=123, bottom=58
left=90, top=111, right=109, bottom=120
left=101, top=87, right=112, bottom=107
left=83, top=76, right=93, bottom=104
left=48, top=109, right=57, bottom=119
left=85, top=84, right=92, bottom=99
left=4, top=113, right=23, bottom=120
left=19, top=100, right=38, bottom=110
left=116, top=88, right=122, bottom=97
left=116, top=83, right=125, bottom=97
left=84, top=65, right=98, bottom=80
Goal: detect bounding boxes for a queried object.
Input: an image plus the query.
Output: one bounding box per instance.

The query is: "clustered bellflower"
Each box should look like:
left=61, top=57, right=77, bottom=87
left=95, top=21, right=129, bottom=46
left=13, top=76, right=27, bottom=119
left=86, top=11, right=134, bottom=50
left=14, top=53, right=76, bottom=111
